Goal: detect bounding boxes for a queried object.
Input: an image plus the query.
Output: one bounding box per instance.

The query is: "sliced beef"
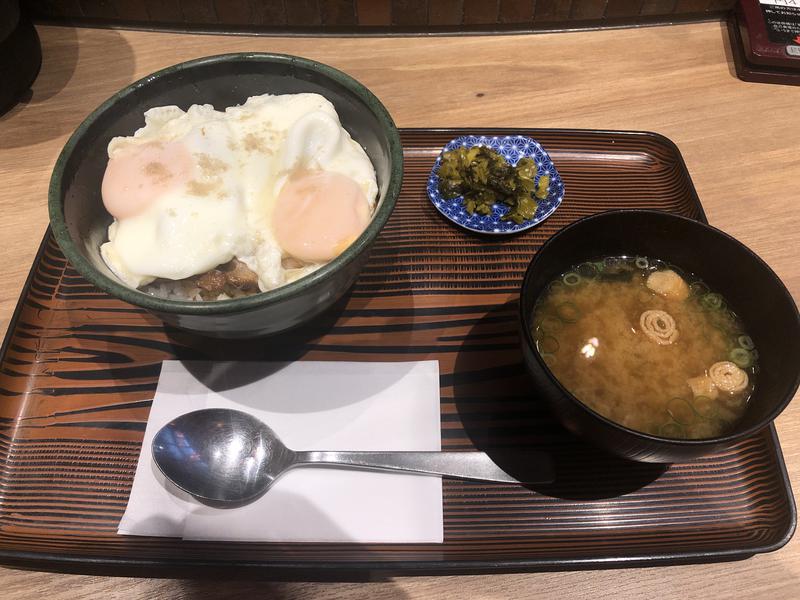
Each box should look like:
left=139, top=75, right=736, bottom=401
left=195, top=259, right=260, bottom=300
left=223, top=258, right=259, bottom=290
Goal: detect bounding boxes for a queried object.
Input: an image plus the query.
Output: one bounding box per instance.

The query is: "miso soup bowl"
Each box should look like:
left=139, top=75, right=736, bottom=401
left=48, top=53, right=402, bottom=338
left=519, top=210, right=800, bottom=463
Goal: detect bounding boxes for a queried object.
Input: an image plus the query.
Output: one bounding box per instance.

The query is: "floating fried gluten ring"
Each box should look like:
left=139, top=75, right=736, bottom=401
left=708, top=361, right=749, bottom=393
left=639, top=309, right=679, bottom=345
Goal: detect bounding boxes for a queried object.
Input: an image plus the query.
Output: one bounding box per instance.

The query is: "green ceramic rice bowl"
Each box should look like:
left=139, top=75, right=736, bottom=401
left=48, top=53, right=402, bottom=338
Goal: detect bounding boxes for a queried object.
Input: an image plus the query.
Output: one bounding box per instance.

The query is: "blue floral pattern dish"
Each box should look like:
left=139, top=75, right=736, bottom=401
left=427, top=135, right=564, bottom=235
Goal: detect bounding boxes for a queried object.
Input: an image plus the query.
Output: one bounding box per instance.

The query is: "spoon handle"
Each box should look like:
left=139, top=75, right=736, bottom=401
left=293, top=450, right=553, bottom=484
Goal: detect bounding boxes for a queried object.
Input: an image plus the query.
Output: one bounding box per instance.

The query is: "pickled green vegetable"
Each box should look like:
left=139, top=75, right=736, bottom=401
left=534, top=174, right=550, bottom=200
left=437, top=146, right=550, bottom=224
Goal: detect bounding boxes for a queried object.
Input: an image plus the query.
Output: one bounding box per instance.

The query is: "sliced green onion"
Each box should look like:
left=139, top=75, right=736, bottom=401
left=700, top=292, right=725, bottom=311
left=577, top=262, right=599, bottom=279
left=729, top=347, right=753, bottom=369
left=659, top=421, right=685, bottom=439
left=536, top=335, right=560, bottom=354
left=556, top=301, right=580, bottom=323
left=562, top=272, right=582, bottom=286
left=689, top=281, right=709, bottom=297
left=548, top=280, right=565, bottom=293
left=667, top=398, right=695, bottom=425
left=538, top=315, right=564, bottom=334
left=634, top=257, right=649, bottom=270
left=691, top=395, right=716, bottom=419
left=603, top=257, right=620, bottom=270
left=737, top=335, right=755, bottom=351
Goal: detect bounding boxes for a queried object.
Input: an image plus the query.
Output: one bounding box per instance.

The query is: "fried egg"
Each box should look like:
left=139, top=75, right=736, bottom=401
left=99, top=93, right=377, bottom=294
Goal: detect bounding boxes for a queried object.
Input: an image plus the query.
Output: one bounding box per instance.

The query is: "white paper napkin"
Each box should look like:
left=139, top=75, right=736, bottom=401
left=118, top=360, right=443, bottom=543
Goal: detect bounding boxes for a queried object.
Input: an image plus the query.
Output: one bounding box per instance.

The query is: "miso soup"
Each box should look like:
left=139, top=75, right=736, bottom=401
left=530, top=256, right=757, bottom=439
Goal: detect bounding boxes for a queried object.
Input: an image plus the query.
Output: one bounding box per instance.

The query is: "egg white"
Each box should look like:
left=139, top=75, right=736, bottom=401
left=100, top=93, right=378, bottom=294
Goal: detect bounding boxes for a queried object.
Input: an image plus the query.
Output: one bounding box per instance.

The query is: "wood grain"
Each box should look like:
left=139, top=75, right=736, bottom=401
left=0, top=20, right=799, bottom=599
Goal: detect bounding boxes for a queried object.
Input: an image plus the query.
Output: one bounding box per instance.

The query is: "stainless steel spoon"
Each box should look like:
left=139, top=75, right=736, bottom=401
left=152, top=408, right=554, bottom=504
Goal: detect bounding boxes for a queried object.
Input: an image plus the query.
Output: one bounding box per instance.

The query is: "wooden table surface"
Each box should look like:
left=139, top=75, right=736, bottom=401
left=1, top=20, right=798, bottom=599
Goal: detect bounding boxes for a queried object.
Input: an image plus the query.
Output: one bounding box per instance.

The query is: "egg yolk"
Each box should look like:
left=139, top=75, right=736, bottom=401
left=273, top=171, right=370, bottom=263
left=101, top=141, right=193, bottom=219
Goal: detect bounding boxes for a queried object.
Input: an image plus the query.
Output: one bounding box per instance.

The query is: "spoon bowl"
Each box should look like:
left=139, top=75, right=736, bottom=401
left=153, top=409, right=294, bottom=503
left=153, top=408, right=554, bottom=505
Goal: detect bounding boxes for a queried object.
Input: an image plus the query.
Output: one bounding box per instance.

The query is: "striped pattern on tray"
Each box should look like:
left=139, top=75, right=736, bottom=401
left=0, top=129, right=793, bottom=573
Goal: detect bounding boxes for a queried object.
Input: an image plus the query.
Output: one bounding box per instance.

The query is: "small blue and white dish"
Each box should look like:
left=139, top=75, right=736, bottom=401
left=427, top=135, right=564, bottom=235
